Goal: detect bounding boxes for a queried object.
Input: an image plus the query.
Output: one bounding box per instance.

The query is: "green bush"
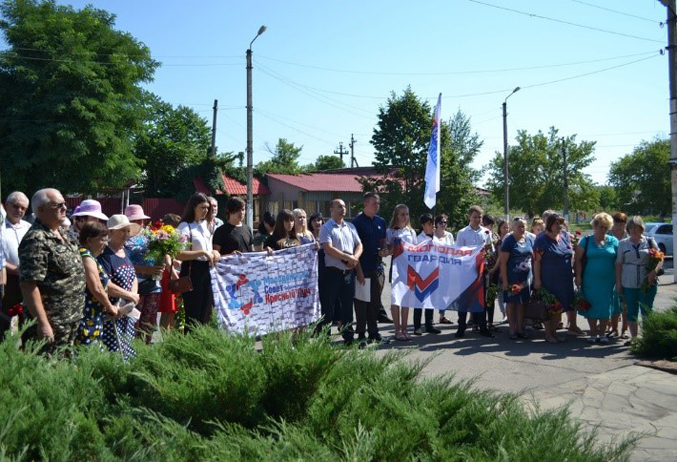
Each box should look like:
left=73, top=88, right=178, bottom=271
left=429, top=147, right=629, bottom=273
left=0, top=325, right=632, bottom=461
left=632, top=306, right=677, bottom=360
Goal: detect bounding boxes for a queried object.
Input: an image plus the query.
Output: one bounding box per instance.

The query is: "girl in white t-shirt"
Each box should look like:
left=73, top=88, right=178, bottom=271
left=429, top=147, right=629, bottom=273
left=176, top=193, right=221, bottom=332
left=386, top=204, right=417, bottom=341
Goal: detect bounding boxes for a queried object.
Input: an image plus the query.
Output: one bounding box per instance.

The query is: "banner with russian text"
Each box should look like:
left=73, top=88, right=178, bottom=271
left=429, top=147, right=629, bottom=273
left=211, top=244, right=320, bottom=335
left=391, top=239, right=485, bottom=312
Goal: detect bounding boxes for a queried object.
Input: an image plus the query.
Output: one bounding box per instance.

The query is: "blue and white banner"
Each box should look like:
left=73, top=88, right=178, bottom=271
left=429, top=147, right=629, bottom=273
left=211, top=244, right=320, bottom=335
left=423, top=93, right=441, bottom=209
left=391, top=239, right=485, bottom=311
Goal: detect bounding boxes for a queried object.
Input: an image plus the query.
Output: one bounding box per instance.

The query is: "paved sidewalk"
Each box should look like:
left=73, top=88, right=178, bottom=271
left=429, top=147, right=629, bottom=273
left=372, top=268, right=677, bottom=461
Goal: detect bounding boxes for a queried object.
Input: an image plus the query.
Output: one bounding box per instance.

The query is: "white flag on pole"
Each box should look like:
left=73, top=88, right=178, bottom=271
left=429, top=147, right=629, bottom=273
left=424, top=93, right=441, bottom=209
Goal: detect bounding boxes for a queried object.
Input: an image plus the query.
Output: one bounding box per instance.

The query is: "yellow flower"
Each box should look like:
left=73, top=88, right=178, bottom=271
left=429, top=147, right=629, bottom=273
left=162, top=224, right=175, bottom=233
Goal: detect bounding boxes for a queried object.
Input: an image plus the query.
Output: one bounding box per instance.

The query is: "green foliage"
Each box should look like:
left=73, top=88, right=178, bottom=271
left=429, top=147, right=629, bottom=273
left=0, top=0, right=159, bottom=195
left=608, top=139, right=670, bottom=217
left=256, top=138, right=306, bottom=174
left=135, top=94, right=213, bottom=197
left=0, top=326, right=632, bottom=460
left=309, top=154, right=345, bottom=172
left=597, top=185, right=620, bottom=211
left=485, top=127, right=597, bottom=217
left=366, top=88, right=480, bottom=230
left=632, top=306, right=677, bottom=360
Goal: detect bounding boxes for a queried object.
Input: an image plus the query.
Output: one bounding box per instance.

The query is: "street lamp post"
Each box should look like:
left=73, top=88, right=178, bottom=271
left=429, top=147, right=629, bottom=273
left=246, top=25, right=267, bottom=229
left=502, top=86, right=520, bottom=221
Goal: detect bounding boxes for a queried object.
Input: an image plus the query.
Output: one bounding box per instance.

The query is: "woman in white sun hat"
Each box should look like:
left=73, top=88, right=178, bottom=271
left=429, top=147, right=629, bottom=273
left=97, top=214, right=141, bottom=361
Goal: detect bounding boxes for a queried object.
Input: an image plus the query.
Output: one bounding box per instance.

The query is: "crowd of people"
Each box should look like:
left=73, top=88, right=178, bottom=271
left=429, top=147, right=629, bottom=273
left=0, top=188, right=664, bottom=356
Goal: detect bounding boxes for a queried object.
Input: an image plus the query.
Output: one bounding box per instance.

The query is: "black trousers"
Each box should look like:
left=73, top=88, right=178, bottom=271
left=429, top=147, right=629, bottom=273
left=181, top=260, right=212, bottom=332
left=317, top=267, right=355, bottom=341
left=353, top=270, right=383, bottom=338
left=413, top=308, right=434, bottom=330
left=457, top=311, right=488, bottom=332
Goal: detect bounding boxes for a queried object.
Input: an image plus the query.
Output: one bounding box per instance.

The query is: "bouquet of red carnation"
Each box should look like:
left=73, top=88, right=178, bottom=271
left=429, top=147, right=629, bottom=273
left=573, top=289, right=592, bottom=312
left=536, top=287, right=563, bottom=315
left=571, top=229, right=582, bottom=249
left=6, top=303, right=24, bottom=321
left=640, top=247, right=665, bottom=294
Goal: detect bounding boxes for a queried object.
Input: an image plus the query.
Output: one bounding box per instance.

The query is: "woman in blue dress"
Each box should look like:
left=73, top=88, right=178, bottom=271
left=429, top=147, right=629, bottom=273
left=76, top=221, right=119, bottom=347
left=98, top=215, right=141, bottom=362
left=533, top=213, right=574, bottom=344
left=574, top=213, right=619, bottom=344
left=499, top=218, right=534, bottom=340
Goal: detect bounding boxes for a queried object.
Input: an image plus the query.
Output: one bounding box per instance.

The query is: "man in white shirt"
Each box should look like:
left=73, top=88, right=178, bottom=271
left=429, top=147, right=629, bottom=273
left=318, top=198, right=363, bottom=345
left=1, top=192, right=31, bottom=339
left=455, top=205, right=494, bottom=338
left=0, top=203, right=6, bottom=339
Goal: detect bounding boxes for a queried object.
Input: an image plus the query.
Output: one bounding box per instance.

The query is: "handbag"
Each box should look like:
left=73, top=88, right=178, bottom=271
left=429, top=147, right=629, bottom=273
left=168, top=271, right=193, bottom=294
left=524, top=291, right=549, bottom=321
left=168, top=227, right=194, bottom=294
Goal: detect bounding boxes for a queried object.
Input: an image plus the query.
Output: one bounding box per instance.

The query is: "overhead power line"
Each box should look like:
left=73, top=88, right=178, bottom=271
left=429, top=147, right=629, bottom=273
left=256, top=50, right=658, bottom=77
left=468, top=0, right=665, bottom=44
left=571, top=0, right=659, bottom=24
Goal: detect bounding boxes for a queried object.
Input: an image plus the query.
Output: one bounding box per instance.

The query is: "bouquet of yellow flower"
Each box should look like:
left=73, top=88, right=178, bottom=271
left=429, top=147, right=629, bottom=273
left=143, top=220, right=188, bottom=264
left=640, top=247, right=664, bottom=294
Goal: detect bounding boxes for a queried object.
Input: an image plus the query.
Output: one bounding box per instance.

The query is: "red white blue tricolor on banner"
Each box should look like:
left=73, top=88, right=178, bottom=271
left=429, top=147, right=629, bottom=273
left=424, top=93, right=441, bottom=209
left=391, top=239, right=485, bottom=312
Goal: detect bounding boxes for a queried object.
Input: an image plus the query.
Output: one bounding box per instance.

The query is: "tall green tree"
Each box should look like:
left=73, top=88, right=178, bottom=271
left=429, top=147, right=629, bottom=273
left=0, top=0, right=159, bottom=194
left=308, top=154, right=344, bottom=172
left=365, top=88, right=480, bottom=230
left=256, top=138, right=305, bottom=174
left=485, top=127, right=596, bottom=217
left=135, top=95, right=212, bottom=197
left=608, top=138, right=670, bottom=216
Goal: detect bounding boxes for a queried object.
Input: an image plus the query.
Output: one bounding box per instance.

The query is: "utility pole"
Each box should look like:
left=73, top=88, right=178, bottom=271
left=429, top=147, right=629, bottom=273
left=562, top=138, right=569, bottom=222
left=210, top=99, right=218, bottom=156
left=502, top=87, right=520, bottom=221
left=246, top=25, right=266, bottom=229
left=660, top=0, right=677, bottom=282
left=334, top=142, right=346, bottom=164
left=349, top=134, right=358, bottom=168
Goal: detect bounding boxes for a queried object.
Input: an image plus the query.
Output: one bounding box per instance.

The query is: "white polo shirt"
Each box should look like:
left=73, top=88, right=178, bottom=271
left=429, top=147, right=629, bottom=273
left=319, top=218, right=361, bottom=270
left=2, top=219, right=31, bottom=266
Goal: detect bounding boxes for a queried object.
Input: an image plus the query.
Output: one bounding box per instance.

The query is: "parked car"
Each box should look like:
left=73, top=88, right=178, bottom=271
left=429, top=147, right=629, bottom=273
left=644, top=222, right=673, bottom=256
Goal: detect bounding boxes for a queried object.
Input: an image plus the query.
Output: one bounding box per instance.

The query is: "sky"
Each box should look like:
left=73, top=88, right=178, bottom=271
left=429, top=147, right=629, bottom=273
left=9, top=0, right=672, bottom=185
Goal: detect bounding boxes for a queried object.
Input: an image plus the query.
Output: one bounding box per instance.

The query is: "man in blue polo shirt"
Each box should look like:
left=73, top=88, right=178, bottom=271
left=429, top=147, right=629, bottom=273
left=352, top=192, right=388, bottom=344
left=318, top=198, right=363, bottom=345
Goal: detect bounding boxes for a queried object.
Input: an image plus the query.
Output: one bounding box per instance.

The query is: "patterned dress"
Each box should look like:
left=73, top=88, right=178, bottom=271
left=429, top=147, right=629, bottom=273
left=98, top=246, right=137, bottom=361
left=76, top=248, right=108, bottom=347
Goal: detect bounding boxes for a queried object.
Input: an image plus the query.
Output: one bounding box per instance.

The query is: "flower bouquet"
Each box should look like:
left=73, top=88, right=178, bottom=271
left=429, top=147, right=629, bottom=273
left=536, top=287, right=563, bottom=316
left=573, top=289, right=592, bottom=312
left=486, top=282, right=500, bottom=307
left=142, top=221, right=188, bottom=279
left=571, top=229, right=582, bottom=249
left=640, top=247, right=665, bottom=294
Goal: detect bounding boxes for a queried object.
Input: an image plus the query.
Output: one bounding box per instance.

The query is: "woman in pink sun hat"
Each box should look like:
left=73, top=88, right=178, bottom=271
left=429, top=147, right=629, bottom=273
left=124, top=204, right=165, bottom=344
left=69, top=199, right=109, bottom=243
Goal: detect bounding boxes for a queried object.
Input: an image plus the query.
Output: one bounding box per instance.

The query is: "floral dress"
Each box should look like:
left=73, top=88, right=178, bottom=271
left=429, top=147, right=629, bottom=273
left=76, top=248, right=109, bottom=347
left=98, top=246, right=137, bottom=362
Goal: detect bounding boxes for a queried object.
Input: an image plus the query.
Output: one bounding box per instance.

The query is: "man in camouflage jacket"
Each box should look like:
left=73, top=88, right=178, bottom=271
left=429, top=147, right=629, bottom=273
left=19, top=188, right=85, bottom=354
